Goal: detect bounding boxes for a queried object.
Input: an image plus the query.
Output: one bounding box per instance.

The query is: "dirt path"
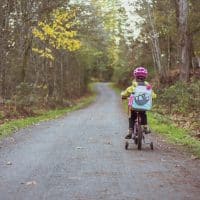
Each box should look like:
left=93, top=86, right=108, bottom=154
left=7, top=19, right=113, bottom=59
left=0, top=83, right=199, bottom=200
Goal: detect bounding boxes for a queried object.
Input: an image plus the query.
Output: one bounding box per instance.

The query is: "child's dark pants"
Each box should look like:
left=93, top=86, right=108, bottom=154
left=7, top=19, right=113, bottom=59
left=129, top=110, right=147, bottom=129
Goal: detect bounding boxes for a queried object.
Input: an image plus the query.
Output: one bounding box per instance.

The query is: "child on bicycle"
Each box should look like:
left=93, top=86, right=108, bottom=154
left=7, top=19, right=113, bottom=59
left=121, top=66, right=156, bottom=139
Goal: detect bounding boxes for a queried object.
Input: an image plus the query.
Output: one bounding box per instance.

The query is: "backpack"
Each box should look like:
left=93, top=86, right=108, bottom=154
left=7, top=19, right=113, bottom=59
left=132, top=82, right=152, bottom=111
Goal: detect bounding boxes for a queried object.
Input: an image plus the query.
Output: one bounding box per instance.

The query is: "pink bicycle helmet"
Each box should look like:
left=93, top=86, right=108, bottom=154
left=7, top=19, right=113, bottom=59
left=133, top=66, right=148, bottom=78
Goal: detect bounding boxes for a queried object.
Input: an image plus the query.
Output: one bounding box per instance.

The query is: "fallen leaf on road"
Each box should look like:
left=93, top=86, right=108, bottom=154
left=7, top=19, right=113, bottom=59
left=6, top=161, right=12, bottom=165
left=9, top=137, right=15, bottom=143
left=160, top=184, right=164, bottom=187
left=26, top=181, right=37, bottom=186
left=191, top=155, right=198, bottom=160
left=76, top=147, right=84, bottom=149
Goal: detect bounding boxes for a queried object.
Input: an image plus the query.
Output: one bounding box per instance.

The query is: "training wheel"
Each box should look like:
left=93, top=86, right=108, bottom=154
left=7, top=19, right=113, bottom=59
left=150, top=142, right=154, bottom=150
left=125, top=141, right=129, bottom=150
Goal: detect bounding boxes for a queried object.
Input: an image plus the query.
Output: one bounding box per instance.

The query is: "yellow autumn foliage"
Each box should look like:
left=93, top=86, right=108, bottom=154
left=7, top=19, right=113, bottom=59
left=32, top=48, right=54, bottom=60
left=32, top=8, right=81, bottom=60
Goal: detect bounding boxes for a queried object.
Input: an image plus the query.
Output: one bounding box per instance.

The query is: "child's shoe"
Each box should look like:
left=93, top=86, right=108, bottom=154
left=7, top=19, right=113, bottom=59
left=125, top=128, right=133, bottom=139
left=142, top=125, right=151, bottom=134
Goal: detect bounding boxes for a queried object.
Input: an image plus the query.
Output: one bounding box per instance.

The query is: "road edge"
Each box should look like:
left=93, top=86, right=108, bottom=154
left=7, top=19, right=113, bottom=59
left=0, top=83, right=97, bottom=141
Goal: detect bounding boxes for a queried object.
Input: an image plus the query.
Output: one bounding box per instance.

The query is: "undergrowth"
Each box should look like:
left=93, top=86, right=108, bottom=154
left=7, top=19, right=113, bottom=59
left=155, top=79, right=200, bottom=134
left=0, top=84, right=96, bottom=140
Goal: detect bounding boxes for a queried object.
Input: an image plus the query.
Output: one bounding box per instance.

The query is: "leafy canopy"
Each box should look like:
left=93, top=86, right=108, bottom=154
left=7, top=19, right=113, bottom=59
left=32, top=8, right=81, bottom=60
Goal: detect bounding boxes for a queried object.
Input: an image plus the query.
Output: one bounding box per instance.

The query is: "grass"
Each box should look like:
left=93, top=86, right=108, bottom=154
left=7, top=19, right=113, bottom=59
left=111, top=83, right=200, bottom=157
left=0, top=84, right=96, bottom=140
left=148, top=112, right=200, bottom=157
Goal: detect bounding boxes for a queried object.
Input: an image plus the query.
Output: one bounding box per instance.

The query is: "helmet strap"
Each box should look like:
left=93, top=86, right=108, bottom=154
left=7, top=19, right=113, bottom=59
left=136, top=77, right=145, bottom=82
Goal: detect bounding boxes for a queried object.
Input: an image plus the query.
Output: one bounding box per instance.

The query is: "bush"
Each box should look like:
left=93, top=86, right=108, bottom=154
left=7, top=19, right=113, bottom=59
left=15, top=82, right=34, bottom=108
left=0, top=111, right=5, bottom=120
left=156, top=80, right=200, bottom=114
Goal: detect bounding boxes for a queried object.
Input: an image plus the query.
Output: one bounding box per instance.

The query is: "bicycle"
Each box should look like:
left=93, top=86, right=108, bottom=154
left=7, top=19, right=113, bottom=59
left=125, top=111, right=153, bottom=151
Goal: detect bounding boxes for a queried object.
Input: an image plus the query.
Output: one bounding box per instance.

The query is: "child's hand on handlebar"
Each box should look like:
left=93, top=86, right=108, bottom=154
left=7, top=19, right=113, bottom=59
left=121, top=96, right=127, bottom=100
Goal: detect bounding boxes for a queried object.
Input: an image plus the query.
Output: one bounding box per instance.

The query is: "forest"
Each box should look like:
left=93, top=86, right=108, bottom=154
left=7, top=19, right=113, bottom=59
left=0, top=0, right=199, bottom=135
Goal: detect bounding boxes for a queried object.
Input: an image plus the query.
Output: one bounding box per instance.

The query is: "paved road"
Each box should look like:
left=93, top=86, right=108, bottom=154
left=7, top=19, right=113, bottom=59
left=0, top=83, right=199, bottom=200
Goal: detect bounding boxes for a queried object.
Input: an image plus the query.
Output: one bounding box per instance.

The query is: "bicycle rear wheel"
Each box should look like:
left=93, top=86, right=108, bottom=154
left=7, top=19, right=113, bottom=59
left=137, top=125, right=142, bottom=150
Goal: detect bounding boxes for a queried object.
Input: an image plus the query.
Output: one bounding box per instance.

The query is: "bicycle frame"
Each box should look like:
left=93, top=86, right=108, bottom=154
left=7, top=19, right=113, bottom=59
left=133, top=111, right=143, bottom=150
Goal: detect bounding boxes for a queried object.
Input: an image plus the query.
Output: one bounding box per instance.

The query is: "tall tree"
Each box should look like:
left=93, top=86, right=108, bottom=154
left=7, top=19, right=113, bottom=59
left=145, top=0, right=166, bottom=80
left=175, top=0, right=190, bottom=81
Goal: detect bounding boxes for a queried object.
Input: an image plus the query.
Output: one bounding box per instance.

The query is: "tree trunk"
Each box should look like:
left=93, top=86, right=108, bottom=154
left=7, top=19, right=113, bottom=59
left=21, top=38, right=32, bottom=82
left=146, top=0, right=167, bottom=81
left=20, top=0, right=33, bottom=82
left=188, top=33, right=195, bottom=73
left=1, top=68, right=6, bottom=100
left=60, top=57, right=64, bottom=104
left=176, top=0, right=190, bottom=82
left=167, top=35, right=172, bottom=74
left=48, top=61, right=54, bottom=97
